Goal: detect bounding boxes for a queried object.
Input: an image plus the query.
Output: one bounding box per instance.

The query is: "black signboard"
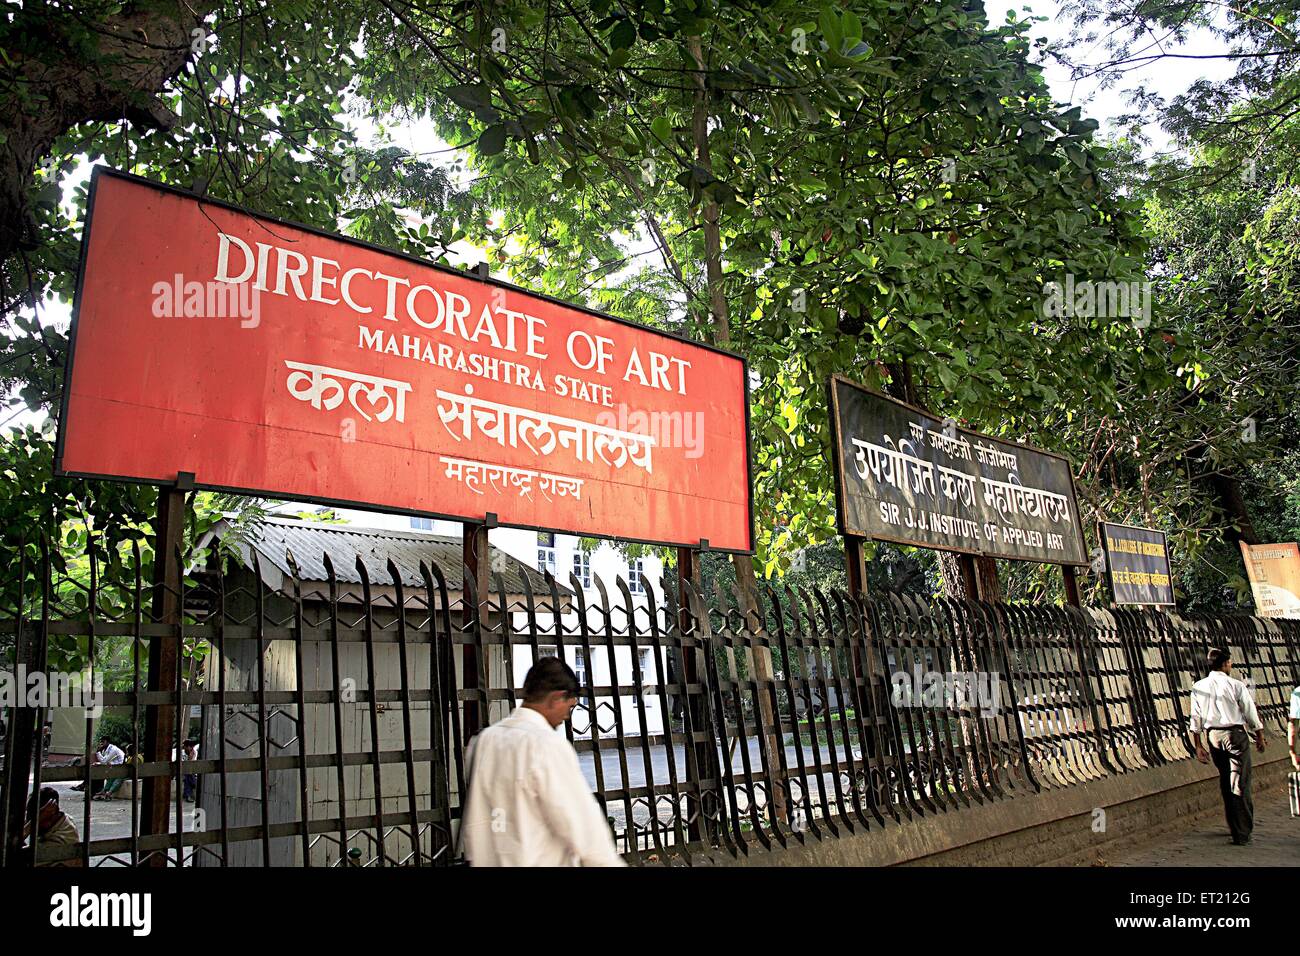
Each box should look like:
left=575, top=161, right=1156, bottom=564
left=829, top=376, right=1088, bottom=565
left=1099, top=522, right=1175, bottom=606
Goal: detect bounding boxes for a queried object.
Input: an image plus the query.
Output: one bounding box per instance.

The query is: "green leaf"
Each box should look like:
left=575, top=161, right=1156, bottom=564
left=446, top=84, right=493, bottom=111
left=610, top=19, right=637, bottom=50
left=841, top=10, right=863, bottom=41
left=479, top=124, right=508, bottom=156
left=818, top=7, right=842, bottom=49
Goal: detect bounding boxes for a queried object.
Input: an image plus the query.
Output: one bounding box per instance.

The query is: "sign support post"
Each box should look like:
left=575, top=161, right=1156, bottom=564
left=727, top=548, right=787, bottom=829
left=843, top=532, right=889, bottom=813
left=461, top=518, right=492, bottom=742
left=1062, top=565, right=1081, bottom=607
left=141, top=473, right=189, bottom=864
left=845, top=535, right=869, bottom=599
left=1, top=573, right=40, bottom=867
left=675, top=546, right=715, bottom=845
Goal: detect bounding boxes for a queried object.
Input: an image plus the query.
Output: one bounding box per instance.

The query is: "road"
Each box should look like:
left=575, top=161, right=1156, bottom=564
left=575, top=736, right=873, bottom=837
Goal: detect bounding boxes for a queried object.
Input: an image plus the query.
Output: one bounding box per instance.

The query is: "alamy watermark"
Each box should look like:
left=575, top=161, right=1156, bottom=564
left=889, top=666, right=1000, bottom=717
left=1042, top=275, right=1151, bottom=328
left=152, top=273, right=261, bottom=328
left=1, top=665, right=103, bottom=717
left=594, top=403, right=704, bottom=459
left=50, top=887, right=151, bottom=936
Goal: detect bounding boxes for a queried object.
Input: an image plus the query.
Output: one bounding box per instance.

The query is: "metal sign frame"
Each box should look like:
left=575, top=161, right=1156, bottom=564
left=828, top=373, right=1088, bottom=566
left=1098, top=520, right=1175, bottom=607
left=54, top=166, right=756, bottom=555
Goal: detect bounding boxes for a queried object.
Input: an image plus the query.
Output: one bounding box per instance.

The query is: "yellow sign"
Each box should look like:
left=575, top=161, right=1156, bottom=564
left=1239, top=542, right=1300, bottom=619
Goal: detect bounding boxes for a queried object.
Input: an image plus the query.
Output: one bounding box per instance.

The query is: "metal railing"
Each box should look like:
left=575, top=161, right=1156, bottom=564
left=2, top=540, right=1297, bottom=866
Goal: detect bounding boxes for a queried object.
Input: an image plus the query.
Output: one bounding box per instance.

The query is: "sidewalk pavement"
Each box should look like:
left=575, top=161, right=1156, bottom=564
left=1106, top=778, right=1299, bottom=866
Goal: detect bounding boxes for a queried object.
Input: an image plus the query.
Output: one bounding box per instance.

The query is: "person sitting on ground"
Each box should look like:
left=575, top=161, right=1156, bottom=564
left=94, top=742, right=141, bottom=800
left=86, top=735, right=125, bottom=796
left=23, top=786, right=82, bottom=867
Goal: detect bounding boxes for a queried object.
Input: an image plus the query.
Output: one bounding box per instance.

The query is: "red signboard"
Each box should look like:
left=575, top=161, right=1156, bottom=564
left=56, top=168, right=754, bottom=552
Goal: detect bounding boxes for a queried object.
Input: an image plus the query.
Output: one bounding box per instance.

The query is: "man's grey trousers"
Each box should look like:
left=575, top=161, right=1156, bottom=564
left=1208, top=728, right=1254, bottom=844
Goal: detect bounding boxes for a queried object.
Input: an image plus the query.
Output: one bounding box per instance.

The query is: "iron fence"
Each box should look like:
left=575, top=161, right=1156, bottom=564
left=2, top=540, right=1298, bottom=866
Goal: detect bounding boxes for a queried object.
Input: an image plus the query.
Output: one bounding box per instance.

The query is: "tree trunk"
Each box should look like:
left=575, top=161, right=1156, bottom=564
left=685, top=32, right=785, bottom=823
left=685, top=35, right=729, bottom=346
left=1, top=4, right=211, bottom=262
left=1206, top=471, right=1261, bottom=546
left=1170, top=381, right=1262, bottom=548
left=882, top=361, right=999, bottom=600
left=938, top=552, right=974, bottom=599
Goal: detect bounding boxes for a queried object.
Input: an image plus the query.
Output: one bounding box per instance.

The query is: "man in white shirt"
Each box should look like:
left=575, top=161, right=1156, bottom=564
left=88, top=735, right=126, bottom=796
left=1284, top=681, right=1299, bottom=770
left=461, top=657, right=625, bottom=867
left=1189, top=648, right=1266, bottom=846
left=95, top=737, right=126, bottom=766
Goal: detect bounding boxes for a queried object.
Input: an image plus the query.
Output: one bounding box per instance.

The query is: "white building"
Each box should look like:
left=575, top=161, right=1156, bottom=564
left=276, top=504, right=669, bottom=740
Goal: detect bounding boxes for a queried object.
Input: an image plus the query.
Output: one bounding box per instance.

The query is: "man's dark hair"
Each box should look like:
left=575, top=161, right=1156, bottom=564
left=1207, top=647, right=1231, bottom=672
left=26, top=786, right=58, bottom=816
left=523, top=657, right=579, bottom=701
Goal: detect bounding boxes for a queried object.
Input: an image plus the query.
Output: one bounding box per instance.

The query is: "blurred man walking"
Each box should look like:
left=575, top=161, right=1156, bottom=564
left=461, top=657, right=625, bottom=867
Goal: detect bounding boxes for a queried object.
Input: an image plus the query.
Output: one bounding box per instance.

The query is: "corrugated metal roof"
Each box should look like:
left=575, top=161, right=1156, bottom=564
left=212, top=516, right=571, bottom=597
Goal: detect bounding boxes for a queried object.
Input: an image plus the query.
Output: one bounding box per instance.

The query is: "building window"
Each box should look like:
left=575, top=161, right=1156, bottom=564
left=571, top=648, right=587, bottom=694
left=573, top=550, right=592, bottom=588
left=538, top=645, right=558, bottom=659
left=637, top=648, right=652, bottom=681
left=537, top=531, right=556, bottom=575
left=629, top=558, right=646, bottom=594
left=410, top=516, right=434, bottom=531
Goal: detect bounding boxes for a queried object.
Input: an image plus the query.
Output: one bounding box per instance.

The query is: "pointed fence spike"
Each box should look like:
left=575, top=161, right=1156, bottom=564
left=590, top=571, right=611, bottom=614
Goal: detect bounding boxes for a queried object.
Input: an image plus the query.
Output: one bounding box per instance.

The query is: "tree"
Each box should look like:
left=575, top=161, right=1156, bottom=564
left=7, top=0, right=1289, bottom=614
left=1055, top=0, right=1300, bottom=176
left=354, top=0, right=1148, bottom=590
left=1056, top=131, right=1300, bottom=607
left=0, top=1, right=211, bottom=263
left=0, top=1, right=469, bottom=592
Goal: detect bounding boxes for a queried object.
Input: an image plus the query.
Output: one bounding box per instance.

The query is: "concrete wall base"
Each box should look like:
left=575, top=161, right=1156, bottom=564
left=696, top=747, right=1293, bottom=867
